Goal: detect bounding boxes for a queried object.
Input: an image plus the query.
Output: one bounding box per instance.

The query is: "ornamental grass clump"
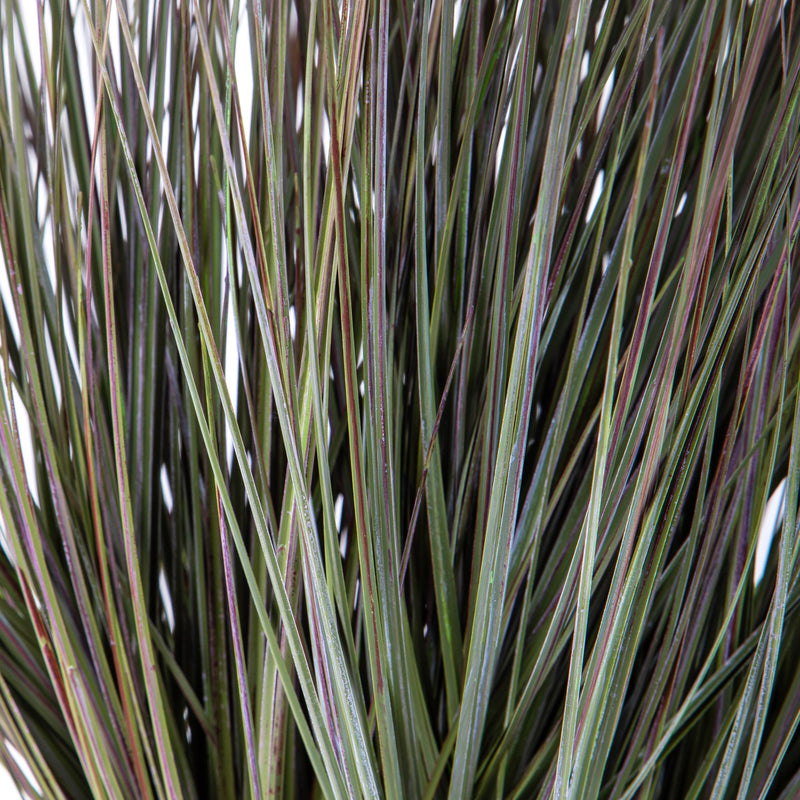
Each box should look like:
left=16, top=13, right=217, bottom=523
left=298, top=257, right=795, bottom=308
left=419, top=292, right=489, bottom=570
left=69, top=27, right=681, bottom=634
left=2, top=0, right=800, bottom=797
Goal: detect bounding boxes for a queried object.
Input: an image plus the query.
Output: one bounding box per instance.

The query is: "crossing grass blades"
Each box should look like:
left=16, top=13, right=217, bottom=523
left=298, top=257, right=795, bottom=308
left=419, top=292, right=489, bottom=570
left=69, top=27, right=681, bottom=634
left=2, top=0, right=800, bottom=797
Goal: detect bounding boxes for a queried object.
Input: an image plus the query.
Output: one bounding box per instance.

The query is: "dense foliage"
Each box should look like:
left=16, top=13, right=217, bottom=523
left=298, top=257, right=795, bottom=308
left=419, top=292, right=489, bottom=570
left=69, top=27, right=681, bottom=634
left=2, top=0, right=800, bottom=797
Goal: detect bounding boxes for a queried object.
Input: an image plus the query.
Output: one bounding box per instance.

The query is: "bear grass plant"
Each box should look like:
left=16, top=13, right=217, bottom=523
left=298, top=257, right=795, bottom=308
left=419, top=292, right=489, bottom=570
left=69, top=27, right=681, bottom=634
left=2, top=0, right=800, bottom=797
